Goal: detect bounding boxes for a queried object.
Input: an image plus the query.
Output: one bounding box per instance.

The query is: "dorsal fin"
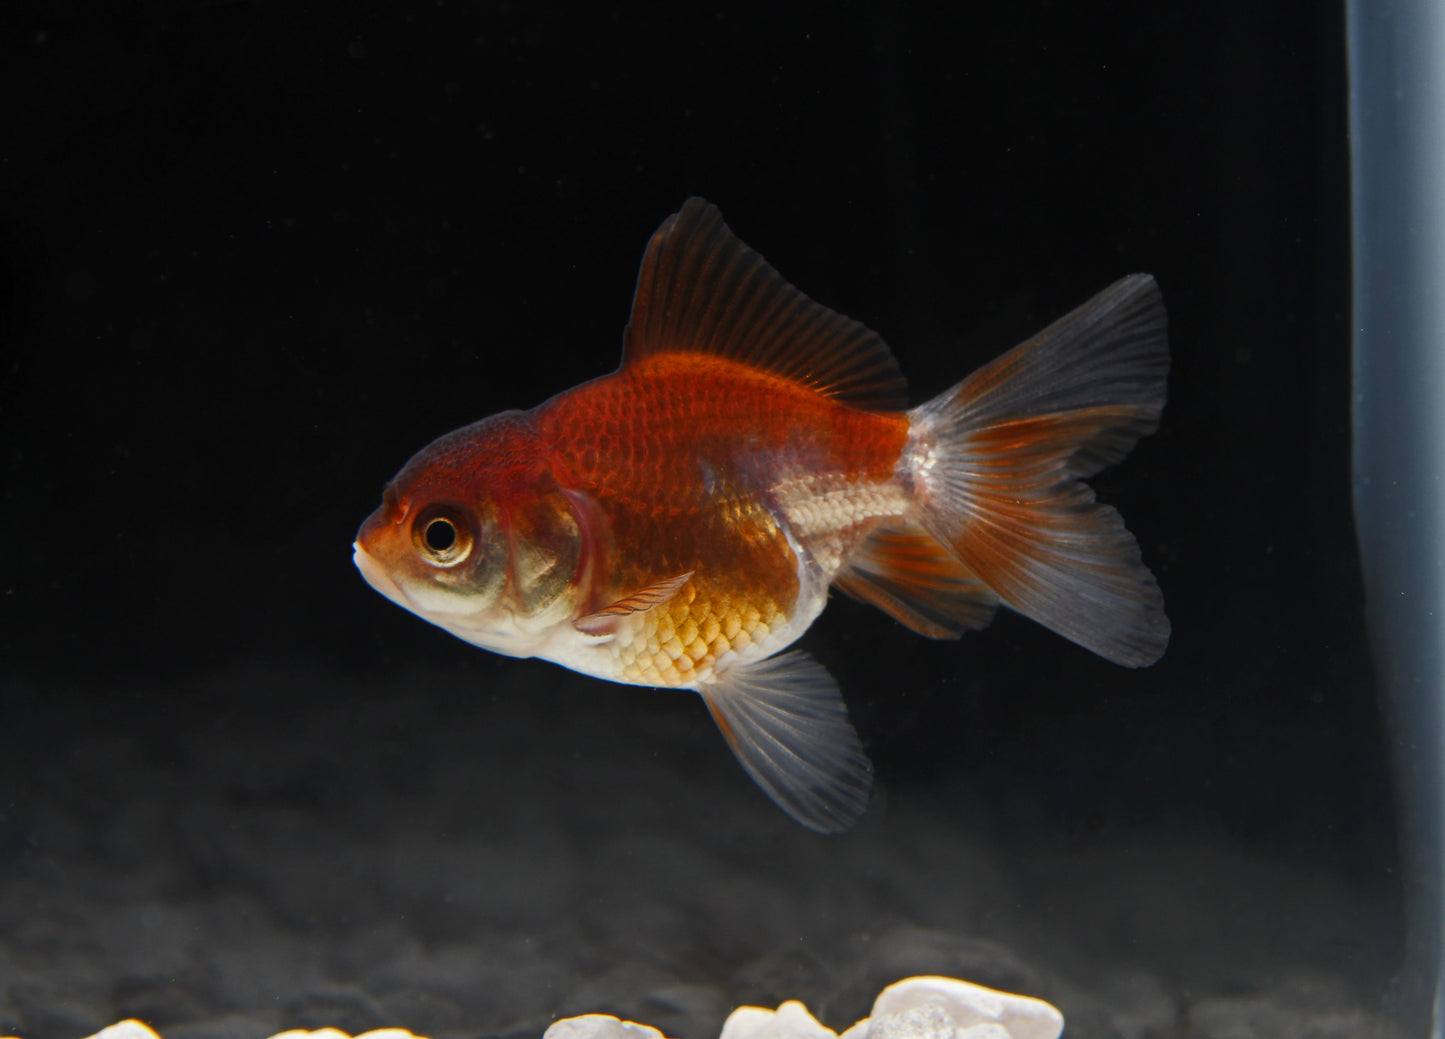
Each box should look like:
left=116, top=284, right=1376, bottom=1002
left=621, top=198, right=908, bottom=411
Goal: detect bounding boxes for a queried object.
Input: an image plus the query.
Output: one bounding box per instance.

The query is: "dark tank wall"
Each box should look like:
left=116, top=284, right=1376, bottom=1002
left=0, top=2, right=1403, bottom=1038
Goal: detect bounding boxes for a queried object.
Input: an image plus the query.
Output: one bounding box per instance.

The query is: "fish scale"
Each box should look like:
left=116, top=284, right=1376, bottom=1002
left=614, top=586, right=778, bottom=686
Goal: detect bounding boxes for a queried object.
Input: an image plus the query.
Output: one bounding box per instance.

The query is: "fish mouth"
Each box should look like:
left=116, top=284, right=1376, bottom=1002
left=352, top=540, right=411, bottom=610
left=352, top=539, right=533, bottom=655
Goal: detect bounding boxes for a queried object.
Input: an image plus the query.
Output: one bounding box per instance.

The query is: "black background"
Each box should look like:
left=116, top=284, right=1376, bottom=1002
left=0, top=0, right=1404, bottom=1035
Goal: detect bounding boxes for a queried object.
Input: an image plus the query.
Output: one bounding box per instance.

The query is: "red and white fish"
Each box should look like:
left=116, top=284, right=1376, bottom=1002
left=354, top=199, right=1169, bottom=832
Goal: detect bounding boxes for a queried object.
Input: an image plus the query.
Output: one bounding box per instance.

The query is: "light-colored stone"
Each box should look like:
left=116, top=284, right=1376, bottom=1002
left=62, top=976, right=1059, bottom=1039
left=543, top=1014, right=670, bottom=1039
left=868, top=977, right=1062, bottom=1039
left=715, top=976, right=1060, bottom=1039
left=83, top=1023, right=162, bottom=1039
left=721, top=1000, right=838, bottom=1039
left=868, top=1002, right=955, bottom=1039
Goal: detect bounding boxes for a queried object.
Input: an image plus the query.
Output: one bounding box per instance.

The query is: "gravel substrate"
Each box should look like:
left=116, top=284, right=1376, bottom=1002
left=0, top=664, right=1406, bottom=1039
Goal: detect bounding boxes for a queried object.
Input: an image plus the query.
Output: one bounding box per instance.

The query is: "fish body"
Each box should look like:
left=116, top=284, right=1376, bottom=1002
left=354, top=199, right=1170, bottom=832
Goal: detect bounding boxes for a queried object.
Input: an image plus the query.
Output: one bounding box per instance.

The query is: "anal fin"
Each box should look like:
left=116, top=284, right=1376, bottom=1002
left=835, top=524, right=1000, bottom=639
left=700, top=651, right=872, bottom=834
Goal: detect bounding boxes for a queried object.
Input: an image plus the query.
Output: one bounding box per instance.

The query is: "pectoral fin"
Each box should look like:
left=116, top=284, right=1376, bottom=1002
left=699, top=651, right=872, bottom=834
left=573, top=572, right=695, bottom=636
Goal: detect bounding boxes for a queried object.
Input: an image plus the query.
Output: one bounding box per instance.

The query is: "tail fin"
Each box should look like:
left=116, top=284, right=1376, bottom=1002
left=904, top=274, right=1170, bottom=667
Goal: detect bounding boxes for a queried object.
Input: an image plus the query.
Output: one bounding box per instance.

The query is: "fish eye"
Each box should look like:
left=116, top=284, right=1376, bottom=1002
left=424, top=517, right=456, bottom=551
left=411, top=505, right=474, bottom=568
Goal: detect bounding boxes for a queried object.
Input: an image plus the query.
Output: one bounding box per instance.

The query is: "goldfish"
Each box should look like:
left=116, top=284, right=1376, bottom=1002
left=354, top=199, right=1169, bottom=833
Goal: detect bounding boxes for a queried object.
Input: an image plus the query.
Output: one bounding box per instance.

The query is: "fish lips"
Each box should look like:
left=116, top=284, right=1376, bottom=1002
left=353, top=502, right=412, bottom=611
left=352, top=539, right=412, bottom=611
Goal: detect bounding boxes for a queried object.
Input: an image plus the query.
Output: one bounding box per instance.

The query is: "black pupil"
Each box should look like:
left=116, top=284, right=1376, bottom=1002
left=424, top=518, right=457, bottom=553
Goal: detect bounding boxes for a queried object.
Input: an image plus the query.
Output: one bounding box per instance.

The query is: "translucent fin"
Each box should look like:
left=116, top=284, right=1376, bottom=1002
left=621, top=198, right=908, bottom=410
left=834, top=524, right=1000, bottom=639
left=907, top=274, right=1170, bottom=667
left=700, top=650, right=872, bottom=833
left=573, top=571, right=694, bottom=636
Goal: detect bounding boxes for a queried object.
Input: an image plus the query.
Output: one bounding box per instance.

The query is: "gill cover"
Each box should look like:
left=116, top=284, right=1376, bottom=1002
left=503, top=489, right=585, bottom=614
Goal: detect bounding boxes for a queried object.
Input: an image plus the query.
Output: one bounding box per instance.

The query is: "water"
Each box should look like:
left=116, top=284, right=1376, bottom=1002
left=0, top=3, right=1410, bottom=1037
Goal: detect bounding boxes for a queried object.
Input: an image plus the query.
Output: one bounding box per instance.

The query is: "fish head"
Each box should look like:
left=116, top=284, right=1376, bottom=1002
left=353, top=411, right=593, bottom=656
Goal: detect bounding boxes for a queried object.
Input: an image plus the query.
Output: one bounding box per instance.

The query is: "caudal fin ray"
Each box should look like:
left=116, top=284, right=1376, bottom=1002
left=955, top=493, right=1169, bottom=666
left=907, top=274, right=1170, bottom=668
left=950, top=273, right=1169, bottom=425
